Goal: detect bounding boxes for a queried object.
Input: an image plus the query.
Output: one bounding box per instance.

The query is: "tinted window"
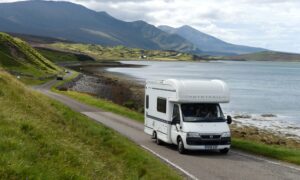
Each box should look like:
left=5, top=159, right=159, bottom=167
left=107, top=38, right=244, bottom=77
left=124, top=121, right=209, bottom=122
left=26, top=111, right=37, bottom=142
left=146, top=95, right=149, bottom=109
left=157, top=98, right=166, bottom=113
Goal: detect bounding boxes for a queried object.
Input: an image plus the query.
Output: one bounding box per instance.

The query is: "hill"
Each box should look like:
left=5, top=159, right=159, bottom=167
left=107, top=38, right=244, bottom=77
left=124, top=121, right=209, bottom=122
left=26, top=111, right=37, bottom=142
left=158, top=25, right=266, bottom=55
left=0, top=0, right=200, bottom=54
left=9, top=32, right=73, bottom=45
left=0, top=70, right=180, bottom=179
left=0, top=32, right=61, bottom=83
left=48, top=42, right=204, bottom=61
left=228, top=51, right=300, bottom=61
left=37, top=47, right=95, bottom=63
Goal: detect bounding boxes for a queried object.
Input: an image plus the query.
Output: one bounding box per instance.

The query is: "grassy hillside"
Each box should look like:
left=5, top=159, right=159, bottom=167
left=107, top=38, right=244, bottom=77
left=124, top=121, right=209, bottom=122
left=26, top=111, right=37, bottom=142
left=50, top=43, right=203, bottom=61
left=0, top=32, right=62, bottom=84
left=0, top=69, right=180, bottom=179
left=228, top=51, right=300, bottom=61
left=37, top=48, right=95, bottom=63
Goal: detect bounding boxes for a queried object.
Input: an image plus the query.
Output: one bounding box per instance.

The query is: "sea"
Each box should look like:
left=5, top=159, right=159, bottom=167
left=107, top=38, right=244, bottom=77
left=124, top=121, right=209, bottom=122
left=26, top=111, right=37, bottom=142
left=107, top=60, right=300, bottom=136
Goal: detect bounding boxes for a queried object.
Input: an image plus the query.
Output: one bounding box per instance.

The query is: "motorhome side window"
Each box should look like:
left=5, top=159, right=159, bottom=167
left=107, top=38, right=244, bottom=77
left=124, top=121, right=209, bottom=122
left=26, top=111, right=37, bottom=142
left=157, top=98, right=166, bottom=113
left=146, top=95, right=149, bottom=109
left=172, top=104, right=180, bottom=124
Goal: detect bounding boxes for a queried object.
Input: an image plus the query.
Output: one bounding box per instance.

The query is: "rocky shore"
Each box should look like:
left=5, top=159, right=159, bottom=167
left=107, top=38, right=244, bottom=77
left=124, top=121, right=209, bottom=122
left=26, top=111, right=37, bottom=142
left=60, top=61, right=145, bottom=112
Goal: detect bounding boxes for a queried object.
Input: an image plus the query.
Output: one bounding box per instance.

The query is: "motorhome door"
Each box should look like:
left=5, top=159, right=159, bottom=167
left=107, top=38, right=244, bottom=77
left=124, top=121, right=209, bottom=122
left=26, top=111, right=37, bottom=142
left=171, top=104, right=181, bottom=144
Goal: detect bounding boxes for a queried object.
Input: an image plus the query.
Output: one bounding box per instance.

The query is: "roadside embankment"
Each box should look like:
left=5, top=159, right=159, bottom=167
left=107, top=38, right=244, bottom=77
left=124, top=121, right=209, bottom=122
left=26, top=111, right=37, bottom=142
left=0, top=68, right=181, bottom=179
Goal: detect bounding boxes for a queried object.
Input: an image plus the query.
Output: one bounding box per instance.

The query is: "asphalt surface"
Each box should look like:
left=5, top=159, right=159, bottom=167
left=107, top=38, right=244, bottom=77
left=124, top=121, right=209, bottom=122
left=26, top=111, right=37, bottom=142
left=35, top=78, right=300, bottom=180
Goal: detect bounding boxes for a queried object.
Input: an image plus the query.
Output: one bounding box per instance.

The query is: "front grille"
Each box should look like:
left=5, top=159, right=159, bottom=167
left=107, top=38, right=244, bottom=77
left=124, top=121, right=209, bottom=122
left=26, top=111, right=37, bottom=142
left=201, top=135, right=221, bottom=139
left=186, top=137, right=231, bottom=146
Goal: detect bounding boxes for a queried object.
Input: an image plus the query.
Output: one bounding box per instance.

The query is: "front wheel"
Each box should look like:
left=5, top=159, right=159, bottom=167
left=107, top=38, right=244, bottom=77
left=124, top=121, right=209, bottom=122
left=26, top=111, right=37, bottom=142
left=220, top=148, right=230, bottom=154
left=177, top=137, right=186, bottom=154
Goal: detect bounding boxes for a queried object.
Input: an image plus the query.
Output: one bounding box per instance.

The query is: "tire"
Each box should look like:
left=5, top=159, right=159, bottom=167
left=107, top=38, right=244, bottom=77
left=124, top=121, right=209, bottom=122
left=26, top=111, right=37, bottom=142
left=151, top=131, right=156, bottom=139
left=177, top=137, right=186, bottom=154
left=220, top=148, right=230, bottom=154
left=153, top=131, right=163, bottom=145
left=156, top=137, right=163, bottom=145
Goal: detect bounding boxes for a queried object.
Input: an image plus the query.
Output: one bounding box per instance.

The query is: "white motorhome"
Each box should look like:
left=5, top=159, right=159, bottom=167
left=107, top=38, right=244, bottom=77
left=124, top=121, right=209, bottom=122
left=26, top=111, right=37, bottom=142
left=144, top=79, right=232, bottom=154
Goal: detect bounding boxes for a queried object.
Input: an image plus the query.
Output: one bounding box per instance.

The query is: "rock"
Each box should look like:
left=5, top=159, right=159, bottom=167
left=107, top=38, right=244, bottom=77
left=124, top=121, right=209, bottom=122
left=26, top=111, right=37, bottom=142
left=233, top=114, right=252, bottom=119
left=261, top=114, right=277, bottom=117
left=240, top=131, right=247, bottom=135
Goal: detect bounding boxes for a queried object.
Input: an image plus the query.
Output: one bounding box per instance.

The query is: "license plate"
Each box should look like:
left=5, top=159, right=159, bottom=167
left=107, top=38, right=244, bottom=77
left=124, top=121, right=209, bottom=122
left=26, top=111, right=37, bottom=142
left=205, top=145, right=217, bottom=150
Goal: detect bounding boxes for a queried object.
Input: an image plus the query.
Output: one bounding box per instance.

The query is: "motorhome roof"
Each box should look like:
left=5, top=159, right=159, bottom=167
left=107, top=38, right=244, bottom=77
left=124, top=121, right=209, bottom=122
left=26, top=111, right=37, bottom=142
left=146, top=79, right=230, bottom=103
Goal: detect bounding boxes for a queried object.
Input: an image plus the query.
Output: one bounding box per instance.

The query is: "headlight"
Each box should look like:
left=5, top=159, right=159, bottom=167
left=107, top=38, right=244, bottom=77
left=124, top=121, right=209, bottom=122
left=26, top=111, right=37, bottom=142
left=221, top=132, right=231, bottom=137
left=187, top=132, right=201, bottom=137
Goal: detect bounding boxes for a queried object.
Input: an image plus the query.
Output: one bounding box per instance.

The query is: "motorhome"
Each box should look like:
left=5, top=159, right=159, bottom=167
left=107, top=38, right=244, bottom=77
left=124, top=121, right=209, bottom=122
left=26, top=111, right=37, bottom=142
left=144, top=79, right=232, bottom=154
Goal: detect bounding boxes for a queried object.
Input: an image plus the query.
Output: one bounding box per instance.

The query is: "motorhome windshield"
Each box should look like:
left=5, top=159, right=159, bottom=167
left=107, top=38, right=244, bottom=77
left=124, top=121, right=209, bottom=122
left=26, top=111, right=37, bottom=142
left=181, top=103, right=225, bottom=122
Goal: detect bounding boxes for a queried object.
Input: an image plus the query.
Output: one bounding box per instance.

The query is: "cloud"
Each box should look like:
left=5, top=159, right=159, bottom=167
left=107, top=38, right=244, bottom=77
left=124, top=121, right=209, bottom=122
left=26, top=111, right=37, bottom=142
left=1, top=0, right=300, bottom=53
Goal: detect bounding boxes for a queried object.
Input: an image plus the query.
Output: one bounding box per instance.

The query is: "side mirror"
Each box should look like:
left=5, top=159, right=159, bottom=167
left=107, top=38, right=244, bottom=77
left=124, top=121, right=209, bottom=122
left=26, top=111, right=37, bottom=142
left=176, top=123, right=181, bottom=130
left=227, top=115, right=232, bottom=124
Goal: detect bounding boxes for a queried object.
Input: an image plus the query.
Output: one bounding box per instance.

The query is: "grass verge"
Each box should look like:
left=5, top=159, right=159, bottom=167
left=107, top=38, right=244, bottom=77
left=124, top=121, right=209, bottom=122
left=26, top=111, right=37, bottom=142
left=53, top=83, right=300, bottom=166
left=232, top=138, right=300, bottom=165
left=55, top=90, right=144, bottom=122
left=0, top=70, right=181, bottom=179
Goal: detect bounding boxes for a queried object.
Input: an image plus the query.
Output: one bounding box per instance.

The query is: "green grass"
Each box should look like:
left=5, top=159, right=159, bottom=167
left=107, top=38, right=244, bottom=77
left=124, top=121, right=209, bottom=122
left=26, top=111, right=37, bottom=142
left=0, top=70, right=181, bottom=179
left=50, top=43, right=202, bottom=61
left=0, top=32, right=63, bottom=85
left=53, top=86, right=300, bottom=166
left=37, top=48, right=94, bottom=63
left=232, top=138, right=300, bottom=165
left=56, top=90, right=144, bottom=122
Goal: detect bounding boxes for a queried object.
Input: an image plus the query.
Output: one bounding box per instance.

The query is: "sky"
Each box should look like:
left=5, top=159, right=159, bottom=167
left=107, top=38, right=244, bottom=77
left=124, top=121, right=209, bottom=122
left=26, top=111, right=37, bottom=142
left=2, top=0, right=300, bottom=53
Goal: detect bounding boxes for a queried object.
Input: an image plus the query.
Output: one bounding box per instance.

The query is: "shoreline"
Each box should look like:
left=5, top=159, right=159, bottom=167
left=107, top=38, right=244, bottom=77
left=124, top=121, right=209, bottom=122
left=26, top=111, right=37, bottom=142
left=60, top=61, right=145, bottom=112
left=60, top=61, right=300, bottom=149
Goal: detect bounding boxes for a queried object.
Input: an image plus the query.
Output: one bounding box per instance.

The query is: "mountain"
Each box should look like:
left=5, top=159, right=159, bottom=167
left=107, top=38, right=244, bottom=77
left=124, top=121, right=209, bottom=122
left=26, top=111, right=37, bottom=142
left=227, top=51, right=300, bottom=61
left=158, top=25, right=266, bottom=55
left=0, top=32, right=61, bottom=79
left=0, top=1, right=200, bottom=54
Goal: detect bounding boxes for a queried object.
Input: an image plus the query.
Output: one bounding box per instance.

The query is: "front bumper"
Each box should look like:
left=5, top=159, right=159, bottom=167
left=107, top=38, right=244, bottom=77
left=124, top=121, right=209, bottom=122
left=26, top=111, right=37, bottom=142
left=184, top=137, right=231, bottom=150
left=185, top=144, right=230, bottom=150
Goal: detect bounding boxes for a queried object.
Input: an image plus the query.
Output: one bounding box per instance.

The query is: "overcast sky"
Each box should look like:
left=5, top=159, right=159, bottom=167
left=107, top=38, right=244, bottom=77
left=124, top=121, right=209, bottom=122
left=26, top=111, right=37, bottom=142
left=2, top=0, right=300, bottom=53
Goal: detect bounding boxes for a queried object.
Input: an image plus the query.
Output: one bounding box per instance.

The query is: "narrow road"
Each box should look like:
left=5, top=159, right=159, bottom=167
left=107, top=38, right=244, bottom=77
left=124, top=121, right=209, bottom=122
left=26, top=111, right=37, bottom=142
left=35, top=79, right=300, bottom=180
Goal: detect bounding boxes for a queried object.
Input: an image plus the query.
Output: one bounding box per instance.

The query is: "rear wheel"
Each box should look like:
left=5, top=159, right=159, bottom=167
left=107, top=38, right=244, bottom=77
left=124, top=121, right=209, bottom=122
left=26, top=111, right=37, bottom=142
left=153, top=131, right=163, bottom=145
left=220, top=148, right=229, bottom=154
left=177, top=137, right=186, bottom=154
left=156, top=137, right=163, bottom=145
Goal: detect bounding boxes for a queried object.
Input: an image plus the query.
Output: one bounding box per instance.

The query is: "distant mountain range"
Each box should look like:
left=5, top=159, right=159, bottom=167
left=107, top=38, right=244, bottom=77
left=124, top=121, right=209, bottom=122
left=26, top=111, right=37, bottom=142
left=0, top=0, right=200, bottom=54
left=158, top=25, right=266, bottom=55
left=0, top=0, right=266, bottom=55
